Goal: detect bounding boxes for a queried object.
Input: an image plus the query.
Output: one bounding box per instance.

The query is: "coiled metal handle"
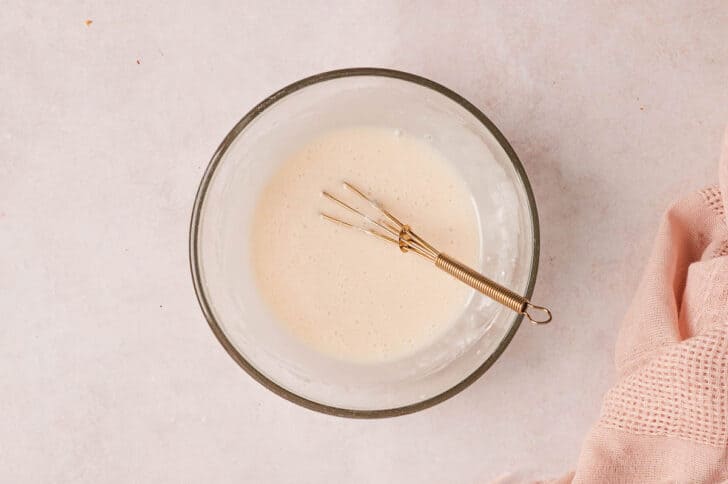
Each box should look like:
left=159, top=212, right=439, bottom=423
left=435, top=253, right=552, bottom=324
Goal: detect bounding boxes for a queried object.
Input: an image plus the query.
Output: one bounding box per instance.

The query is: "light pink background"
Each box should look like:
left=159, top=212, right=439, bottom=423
left=2, top=2, right=727, bottom=482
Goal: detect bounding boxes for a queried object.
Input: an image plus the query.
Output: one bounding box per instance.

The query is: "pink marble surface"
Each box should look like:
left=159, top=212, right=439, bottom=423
left=1, top=1, right=727, bottom=482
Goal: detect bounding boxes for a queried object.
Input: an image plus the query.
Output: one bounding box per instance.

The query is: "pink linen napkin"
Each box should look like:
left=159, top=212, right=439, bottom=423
left=552, top=128, right=728, bottom=483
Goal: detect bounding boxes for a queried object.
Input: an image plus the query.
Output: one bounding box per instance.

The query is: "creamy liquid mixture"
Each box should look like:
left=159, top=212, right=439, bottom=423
left=251, top=127, right=480, bottom=363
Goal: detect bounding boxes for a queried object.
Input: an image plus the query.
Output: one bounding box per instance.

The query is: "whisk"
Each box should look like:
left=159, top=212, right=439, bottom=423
left=321, top=182, right=552, bottom=325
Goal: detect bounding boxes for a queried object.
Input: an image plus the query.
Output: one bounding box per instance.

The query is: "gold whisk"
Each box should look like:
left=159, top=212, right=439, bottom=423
left=321, top=182, right=552, bottom=325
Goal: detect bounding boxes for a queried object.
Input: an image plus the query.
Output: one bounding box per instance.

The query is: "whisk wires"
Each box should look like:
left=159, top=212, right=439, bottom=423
left=321, top=182, right=439, bottom=262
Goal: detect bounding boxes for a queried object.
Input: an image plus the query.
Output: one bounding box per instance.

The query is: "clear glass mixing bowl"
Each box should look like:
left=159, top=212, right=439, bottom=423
left=189, top=68, right=539, bottom=417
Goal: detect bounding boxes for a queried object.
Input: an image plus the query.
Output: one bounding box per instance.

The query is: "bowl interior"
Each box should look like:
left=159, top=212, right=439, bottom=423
left=192, top=71, right=537, bottom=414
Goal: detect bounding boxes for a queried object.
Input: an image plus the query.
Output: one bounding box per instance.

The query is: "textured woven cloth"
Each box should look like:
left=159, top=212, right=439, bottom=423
left=552, top=129, right=728, bottom=483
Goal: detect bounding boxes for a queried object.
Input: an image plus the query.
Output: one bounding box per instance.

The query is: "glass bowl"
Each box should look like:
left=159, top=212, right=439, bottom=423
left=189, top=68, right=539, bottom=417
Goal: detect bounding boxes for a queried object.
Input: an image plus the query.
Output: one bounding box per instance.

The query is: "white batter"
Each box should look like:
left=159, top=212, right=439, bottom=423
left=251, top=127, right=480, bottom=363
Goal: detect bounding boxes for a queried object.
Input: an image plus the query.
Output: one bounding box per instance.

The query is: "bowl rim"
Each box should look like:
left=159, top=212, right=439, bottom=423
left=189, top=67, right=540, bottom=418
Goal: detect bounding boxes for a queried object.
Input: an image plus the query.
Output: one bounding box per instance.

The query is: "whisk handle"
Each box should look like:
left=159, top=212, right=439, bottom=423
left=435, top=253, right=551, bottom=324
